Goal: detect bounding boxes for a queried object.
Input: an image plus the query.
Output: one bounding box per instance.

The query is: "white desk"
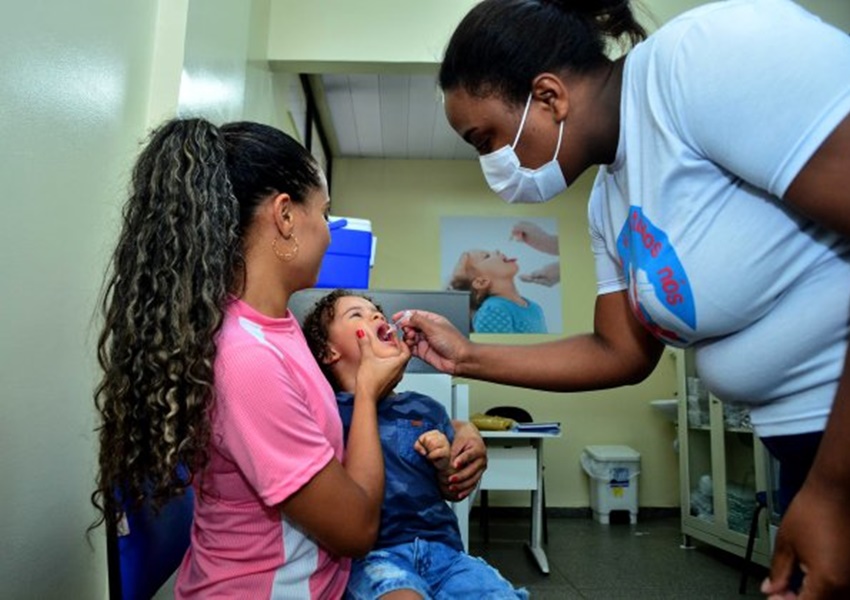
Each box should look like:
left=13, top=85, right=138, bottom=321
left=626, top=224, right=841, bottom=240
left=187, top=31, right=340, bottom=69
left=480, top=430, right=561, bottom=574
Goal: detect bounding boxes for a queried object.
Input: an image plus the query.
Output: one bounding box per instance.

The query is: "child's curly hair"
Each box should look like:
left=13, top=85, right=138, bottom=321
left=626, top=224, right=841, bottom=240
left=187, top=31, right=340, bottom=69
left=302, top=289, right=384, bottom=390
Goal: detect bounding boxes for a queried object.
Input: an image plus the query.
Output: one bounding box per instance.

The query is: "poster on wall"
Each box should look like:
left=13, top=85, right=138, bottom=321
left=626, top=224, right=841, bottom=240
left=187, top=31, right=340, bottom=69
left=440, top=216, right=562, bottom=334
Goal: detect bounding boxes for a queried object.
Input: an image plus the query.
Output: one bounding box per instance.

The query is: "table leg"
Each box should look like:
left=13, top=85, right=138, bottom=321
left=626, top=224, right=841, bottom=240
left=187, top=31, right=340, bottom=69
left=525, top=541, right=550, bottom=574
left=527, top=439, right=550, bottom=575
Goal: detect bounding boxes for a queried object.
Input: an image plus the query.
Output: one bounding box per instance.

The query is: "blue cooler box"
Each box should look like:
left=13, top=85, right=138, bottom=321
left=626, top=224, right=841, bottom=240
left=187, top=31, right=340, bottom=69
left=316, top=217, right=374, bottom=289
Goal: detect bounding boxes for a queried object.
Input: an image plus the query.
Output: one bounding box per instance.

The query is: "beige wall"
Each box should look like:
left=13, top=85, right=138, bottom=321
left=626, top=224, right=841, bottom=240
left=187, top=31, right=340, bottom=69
left=267, top=0, right=849, bottom=73
left=267, top=0, right=479, bottom=73
left=331, top=159, right=682, bottom=508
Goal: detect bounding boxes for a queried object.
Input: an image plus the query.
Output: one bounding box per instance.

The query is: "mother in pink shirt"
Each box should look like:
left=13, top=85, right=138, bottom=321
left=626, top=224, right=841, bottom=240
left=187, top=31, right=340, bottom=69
left=90, top=119, right=485, bottom=598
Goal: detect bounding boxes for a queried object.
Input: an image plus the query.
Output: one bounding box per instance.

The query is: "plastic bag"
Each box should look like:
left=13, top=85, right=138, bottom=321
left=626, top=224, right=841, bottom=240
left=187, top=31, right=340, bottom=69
left=470, top=412, right=515, bottom=431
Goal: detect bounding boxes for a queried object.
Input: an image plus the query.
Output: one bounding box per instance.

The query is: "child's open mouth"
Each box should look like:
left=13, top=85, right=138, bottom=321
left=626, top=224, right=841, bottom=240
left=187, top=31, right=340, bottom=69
left=376, top=322, right=397, bottom=343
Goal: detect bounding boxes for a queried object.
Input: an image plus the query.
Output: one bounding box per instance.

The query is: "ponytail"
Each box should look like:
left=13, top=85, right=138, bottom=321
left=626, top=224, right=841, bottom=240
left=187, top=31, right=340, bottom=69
left=440, top=0, right=647, bottom=103
left=91, top=118, right=321, bottom=529
left=547, top=0, right=646, bottom=48
left=92, top=118, right=240, bottom=527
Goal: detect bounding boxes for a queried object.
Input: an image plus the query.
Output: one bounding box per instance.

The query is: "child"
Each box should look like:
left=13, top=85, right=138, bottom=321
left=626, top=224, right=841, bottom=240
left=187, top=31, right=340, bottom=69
left=449, top=248, right=548, bottom=333
left=303, top=289, right=528, bottom=600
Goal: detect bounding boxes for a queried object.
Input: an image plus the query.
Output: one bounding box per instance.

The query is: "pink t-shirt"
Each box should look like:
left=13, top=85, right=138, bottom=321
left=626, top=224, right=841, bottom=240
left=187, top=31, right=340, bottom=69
left=175, top=298, right=349, bottom=599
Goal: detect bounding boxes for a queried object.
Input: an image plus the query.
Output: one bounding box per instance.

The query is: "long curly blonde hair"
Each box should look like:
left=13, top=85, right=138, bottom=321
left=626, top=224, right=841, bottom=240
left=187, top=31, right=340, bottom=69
left=91, top=118, right=321, bottom=529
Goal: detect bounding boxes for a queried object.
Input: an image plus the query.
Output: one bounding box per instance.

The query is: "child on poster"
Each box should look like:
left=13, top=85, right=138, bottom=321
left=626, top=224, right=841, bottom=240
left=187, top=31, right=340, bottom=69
left=448, top=248, right=548, bottom=333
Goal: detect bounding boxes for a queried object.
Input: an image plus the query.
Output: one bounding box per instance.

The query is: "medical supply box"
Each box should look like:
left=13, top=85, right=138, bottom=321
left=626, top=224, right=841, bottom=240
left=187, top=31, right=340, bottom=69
left=316, top=217, right=375, bottom=289
left=581, top=444, right=641, bottom=524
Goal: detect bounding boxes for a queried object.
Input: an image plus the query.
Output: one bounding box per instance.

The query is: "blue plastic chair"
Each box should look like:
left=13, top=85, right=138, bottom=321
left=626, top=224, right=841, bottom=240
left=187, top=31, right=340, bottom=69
left=107, top=482, right=194, bottom=600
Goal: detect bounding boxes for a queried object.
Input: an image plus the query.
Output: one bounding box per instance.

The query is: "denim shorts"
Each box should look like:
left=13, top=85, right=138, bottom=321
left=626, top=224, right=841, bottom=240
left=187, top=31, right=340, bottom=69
left=344, top=538, right=528, bottom=600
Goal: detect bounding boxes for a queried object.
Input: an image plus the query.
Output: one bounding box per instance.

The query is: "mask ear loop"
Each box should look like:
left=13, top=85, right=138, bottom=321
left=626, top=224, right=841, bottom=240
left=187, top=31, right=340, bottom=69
left=551, top=118, right=565, bottom=160
left=512, top=93, right=565, bottom=159
left=511, top=93, right=534, bottom=149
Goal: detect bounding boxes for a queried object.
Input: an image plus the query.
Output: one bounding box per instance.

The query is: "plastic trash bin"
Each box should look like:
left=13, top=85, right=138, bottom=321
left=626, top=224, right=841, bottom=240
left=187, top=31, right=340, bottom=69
left=581, top=445, right=641, bottom=524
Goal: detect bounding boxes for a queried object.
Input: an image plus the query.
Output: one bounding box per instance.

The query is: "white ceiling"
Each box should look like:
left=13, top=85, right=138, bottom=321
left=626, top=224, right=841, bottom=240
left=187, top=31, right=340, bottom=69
left=317, top=73, right=477, bottom=160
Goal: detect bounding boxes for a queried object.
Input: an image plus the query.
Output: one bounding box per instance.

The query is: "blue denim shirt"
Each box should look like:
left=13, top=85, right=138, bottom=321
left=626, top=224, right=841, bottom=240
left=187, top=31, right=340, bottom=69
left=336, top=391, right=462, bottom=551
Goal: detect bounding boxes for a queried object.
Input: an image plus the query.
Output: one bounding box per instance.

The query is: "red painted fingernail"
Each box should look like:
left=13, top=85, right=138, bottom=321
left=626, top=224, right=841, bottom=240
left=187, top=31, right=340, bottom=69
left=356, top=329, right=365, bottom=338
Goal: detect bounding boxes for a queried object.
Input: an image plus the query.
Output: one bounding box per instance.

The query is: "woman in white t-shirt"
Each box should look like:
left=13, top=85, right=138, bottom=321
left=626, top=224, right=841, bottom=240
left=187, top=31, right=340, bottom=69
left=399, top=1, right=850, bottom=598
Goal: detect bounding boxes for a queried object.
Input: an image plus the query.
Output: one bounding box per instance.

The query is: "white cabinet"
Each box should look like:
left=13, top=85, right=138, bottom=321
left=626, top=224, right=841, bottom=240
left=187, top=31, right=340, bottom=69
left=673, top=349, right=773, bottom=567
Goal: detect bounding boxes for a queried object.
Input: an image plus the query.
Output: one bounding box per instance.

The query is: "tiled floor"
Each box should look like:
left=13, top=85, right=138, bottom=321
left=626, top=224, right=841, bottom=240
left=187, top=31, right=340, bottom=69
left=468, top=513, right=768, bottom=599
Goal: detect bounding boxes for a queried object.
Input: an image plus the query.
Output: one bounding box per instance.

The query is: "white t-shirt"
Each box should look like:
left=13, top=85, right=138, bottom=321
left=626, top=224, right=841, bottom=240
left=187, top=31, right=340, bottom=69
left=588, top=0, right=850, bottom=436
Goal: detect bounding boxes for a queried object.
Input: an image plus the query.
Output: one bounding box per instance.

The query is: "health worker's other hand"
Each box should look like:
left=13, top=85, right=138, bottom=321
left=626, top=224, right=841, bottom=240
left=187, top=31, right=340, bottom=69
left=354, top=327, right=410, bottom=402
left=414, top=429, right=451, bottom=472
left=442, top=421, right=487, bottom=500
left=762, top=481, right=850, bottom=599
left=519, top=261, right=560, bottom=287
left=511, top=221, right=559, bottom=255
left=392, top=310, right=470, bottom=375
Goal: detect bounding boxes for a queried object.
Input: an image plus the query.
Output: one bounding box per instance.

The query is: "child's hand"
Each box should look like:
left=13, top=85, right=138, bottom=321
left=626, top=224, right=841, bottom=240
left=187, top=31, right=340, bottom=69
left=414, top=430, right=452, bottom=472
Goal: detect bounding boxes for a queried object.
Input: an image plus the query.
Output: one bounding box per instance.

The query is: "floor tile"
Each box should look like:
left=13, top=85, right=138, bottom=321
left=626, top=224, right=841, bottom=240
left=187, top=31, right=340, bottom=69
left=469, top=515, right=768, bottom=599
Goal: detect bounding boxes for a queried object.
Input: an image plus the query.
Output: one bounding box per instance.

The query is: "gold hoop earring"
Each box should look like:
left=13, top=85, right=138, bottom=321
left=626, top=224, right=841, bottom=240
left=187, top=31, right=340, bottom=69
left=272, top=234, right=299, bottom=262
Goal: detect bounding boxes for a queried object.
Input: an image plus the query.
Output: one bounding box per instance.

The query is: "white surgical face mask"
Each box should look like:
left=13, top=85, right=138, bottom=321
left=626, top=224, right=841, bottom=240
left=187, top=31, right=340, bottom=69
left=479, top=94, right=566, bottom=204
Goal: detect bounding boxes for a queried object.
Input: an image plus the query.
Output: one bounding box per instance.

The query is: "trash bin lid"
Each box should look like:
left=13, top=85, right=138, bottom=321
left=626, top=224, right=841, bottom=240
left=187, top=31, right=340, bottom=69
left=585, top=445, right=640, bottom=461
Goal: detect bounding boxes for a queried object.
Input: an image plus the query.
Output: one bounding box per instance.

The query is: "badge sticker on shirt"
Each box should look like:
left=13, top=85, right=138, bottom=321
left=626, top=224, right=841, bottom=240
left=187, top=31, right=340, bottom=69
left=616, top=207, right=695, bottom=346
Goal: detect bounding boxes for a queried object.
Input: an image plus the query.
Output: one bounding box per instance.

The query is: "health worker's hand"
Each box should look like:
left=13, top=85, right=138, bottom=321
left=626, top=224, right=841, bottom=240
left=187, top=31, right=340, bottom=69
left=511, top=221, right=559, bottom=255
left=519, top=261, right=561, bottom=287
left=354, top=327, right=410, bottom=402
left=762, top=480, right=850, bottom=599
left=392, top=310, right=470, bottom=375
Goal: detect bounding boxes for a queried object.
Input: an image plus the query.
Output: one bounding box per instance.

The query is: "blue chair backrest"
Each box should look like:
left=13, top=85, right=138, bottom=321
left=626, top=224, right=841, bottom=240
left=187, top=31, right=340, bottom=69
left=108, top=483, right=194, bottom=600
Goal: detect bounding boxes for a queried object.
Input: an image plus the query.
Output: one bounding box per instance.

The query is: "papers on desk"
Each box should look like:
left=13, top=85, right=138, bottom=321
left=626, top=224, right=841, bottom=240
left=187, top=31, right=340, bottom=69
left=512, top=421, right=561, bottom=434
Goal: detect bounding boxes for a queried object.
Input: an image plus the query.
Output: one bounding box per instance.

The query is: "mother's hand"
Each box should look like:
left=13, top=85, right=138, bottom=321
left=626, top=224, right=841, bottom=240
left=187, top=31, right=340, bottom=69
left=354, top=327, right=411, bottom=401
left=444, top=420, right=487, bottom=500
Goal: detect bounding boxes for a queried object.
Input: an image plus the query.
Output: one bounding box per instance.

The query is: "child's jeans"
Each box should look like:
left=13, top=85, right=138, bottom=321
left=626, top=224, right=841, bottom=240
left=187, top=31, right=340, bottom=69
left=344, top=537, right=528, bottom=600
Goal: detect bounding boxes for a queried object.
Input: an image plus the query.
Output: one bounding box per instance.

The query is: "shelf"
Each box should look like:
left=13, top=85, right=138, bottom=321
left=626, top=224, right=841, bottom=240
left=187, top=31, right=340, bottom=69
left=674, top=348, right=773, bottom=568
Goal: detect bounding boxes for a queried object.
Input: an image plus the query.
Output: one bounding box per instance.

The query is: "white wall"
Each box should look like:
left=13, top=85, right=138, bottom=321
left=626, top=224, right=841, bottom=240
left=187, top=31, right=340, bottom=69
left=0, top=1, right=163, bottom=597
left=178, top=0, right=303, bottom=138
left=0, top=0, right=301, bottom=597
